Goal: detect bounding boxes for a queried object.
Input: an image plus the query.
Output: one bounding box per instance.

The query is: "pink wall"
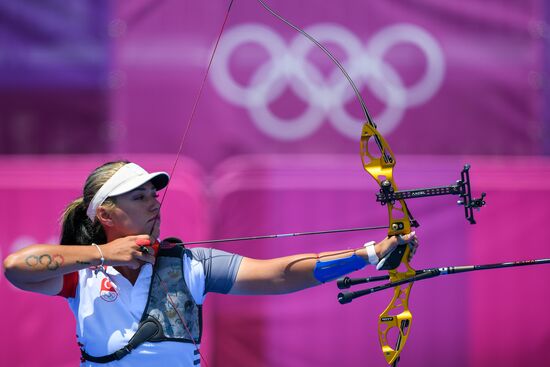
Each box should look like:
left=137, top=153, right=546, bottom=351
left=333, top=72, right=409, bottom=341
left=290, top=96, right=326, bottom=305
left=2, top=155, right=550, bottom=367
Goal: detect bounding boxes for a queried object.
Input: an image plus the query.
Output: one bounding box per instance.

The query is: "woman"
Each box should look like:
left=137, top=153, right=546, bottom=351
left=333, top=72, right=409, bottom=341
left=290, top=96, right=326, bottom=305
left=3, top=160, right=417, bottom=366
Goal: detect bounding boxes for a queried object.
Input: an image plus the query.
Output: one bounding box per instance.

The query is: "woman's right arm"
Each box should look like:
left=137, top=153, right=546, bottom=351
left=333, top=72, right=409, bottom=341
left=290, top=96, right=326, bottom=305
left=3, top=235, right=155, bottom=295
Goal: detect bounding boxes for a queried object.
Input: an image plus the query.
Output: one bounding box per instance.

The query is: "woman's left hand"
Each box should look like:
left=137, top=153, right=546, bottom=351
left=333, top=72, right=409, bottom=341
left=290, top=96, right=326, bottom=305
left=375, top=231, right=418, bottom=261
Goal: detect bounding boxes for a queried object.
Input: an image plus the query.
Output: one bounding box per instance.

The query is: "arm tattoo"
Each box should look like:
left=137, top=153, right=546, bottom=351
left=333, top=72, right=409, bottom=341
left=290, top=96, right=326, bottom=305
left=25, top=254, right=65, bottom=271
left=25, top=255, right=39, bottom=267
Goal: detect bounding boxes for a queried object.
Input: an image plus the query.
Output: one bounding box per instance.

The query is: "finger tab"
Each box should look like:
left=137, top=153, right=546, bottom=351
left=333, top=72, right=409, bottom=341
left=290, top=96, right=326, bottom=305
left=136, top=238, right=151, bottom=246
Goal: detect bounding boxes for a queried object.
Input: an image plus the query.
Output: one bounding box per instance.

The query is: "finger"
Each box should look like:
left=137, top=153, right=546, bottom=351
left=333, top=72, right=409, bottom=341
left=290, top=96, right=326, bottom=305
left=134, top=234, right=150, bottom=240
left=397, top=231, right=416, bottom=245
left=136, top=237, right=151, bottom=246
left=396, top=235, right=406, bottom=245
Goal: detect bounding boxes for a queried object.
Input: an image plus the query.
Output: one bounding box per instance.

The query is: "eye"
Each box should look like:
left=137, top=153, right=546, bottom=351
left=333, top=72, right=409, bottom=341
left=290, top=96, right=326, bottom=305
left=134, top=195, right=145, bottom=200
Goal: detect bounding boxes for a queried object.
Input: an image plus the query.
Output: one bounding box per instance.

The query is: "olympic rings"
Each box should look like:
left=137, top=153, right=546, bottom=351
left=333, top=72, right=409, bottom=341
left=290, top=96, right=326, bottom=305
left=210, top=22, right=445, bottom=140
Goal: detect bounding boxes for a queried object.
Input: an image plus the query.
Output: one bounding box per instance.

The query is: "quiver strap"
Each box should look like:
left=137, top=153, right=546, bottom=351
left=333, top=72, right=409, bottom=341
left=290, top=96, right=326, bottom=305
left=80, top=318, right=162, bottom=363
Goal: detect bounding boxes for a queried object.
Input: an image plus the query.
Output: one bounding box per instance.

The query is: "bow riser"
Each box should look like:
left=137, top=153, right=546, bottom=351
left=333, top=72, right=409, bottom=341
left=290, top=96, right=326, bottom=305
left=361, top=122, right=416, bottom=365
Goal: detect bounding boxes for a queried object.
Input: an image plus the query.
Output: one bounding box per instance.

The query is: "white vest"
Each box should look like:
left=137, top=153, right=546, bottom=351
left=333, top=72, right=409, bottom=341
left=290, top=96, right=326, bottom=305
left=68, top=253, right=205, bottom=367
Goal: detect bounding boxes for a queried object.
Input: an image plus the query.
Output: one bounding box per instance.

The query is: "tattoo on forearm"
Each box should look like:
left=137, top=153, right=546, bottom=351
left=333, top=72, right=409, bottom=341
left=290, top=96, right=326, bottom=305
left=25, top=255, right=39, bottom=267
left=25, top=254, right=65, bottom=271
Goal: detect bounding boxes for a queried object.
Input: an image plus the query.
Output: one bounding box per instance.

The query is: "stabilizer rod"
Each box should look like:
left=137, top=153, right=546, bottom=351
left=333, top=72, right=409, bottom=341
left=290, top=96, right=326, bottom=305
left=338, top=258, right=550, bottom=304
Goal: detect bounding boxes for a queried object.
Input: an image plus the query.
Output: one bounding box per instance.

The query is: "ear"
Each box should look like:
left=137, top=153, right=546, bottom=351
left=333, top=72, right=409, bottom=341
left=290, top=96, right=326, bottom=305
left=96, top=206, right=115, bottom=228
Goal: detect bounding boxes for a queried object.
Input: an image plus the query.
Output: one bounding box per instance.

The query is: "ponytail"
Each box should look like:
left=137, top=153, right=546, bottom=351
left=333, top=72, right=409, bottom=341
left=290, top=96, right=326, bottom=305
left=60, top=197, right=107, bottom=245
left=59, top=160, right=129, bottom=245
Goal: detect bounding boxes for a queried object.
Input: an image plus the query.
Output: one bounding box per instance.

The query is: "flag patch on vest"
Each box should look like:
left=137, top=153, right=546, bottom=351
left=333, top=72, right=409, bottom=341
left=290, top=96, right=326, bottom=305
left=100, top=277, right=118, bottom=302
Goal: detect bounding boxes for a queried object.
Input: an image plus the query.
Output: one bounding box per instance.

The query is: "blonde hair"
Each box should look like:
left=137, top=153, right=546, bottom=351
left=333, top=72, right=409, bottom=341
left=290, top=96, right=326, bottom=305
left=60, top=160, right=128, bottom=245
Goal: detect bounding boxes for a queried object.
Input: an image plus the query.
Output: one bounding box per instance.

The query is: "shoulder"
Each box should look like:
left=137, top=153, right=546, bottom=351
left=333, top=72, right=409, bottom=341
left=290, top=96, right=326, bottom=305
left=186, top=247, right=242, bottom=262
left=185, top=247, right=243, bottom=295
left=186, top=247, right=211, bottom=262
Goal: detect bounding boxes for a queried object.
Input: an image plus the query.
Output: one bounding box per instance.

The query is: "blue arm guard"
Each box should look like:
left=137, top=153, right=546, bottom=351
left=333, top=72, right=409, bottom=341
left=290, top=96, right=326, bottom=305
left=313, top=253, right=367, bottom=283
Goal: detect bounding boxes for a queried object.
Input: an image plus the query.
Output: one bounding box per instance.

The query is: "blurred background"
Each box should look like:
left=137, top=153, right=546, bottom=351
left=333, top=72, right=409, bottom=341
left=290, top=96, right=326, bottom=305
left=1, top=0, right=550, bottom=366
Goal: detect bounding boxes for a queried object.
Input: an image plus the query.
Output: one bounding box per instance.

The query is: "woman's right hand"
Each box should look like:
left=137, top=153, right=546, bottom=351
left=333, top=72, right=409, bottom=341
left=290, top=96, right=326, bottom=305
left=101, top=235, right=156, bottom=269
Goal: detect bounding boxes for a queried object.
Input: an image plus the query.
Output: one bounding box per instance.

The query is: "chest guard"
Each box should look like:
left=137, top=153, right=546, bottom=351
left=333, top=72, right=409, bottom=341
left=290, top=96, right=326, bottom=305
left=80, top=245, right=202, bottom=363
left=141, top=245, right=202, bottom=343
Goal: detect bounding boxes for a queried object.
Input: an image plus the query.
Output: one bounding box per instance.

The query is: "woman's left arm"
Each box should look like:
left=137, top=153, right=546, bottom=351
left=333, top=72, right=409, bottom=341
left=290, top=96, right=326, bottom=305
left=229, top=233, right=417, bottom=295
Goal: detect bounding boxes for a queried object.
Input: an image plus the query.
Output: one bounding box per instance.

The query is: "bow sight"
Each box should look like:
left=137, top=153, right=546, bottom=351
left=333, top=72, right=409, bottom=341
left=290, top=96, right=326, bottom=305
left=377, top=164, right=486, bottom=225
left=369, top=164, right=486, bottom=272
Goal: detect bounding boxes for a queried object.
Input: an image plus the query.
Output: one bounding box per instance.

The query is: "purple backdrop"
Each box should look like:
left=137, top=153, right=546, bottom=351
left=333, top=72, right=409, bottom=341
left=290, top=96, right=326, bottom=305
left=1, top=1, right=547, bottom=157
left=0, top=1, right=110, bottom=154
left=110, top=0, right=547, bottom=168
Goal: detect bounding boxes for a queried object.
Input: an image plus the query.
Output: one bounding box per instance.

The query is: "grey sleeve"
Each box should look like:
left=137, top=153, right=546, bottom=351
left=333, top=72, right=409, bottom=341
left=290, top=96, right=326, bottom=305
left=189, top=247, right=243, bottom=294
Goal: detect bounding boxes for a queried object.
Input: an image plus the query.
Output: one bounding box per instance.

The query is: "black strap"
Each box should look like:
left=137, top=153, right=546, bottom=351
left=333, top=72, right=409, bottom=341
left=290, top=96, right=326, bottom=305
left=80, top=319, right=161, bottom=363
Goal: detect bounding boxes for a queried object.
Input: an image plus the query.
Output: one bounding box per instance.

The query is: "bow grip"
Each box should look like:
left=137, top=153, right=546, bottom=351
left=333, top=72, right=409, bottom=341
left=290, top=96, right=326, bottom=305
left=377, top=244, right=408, bottom=270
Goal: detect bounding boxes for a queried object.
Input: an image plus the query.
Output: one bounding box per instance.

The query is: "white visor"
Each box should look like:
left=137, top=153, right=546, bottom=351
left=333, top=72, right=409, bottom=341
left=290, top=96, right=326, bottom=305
left=86, top=163, right=170, bottom=221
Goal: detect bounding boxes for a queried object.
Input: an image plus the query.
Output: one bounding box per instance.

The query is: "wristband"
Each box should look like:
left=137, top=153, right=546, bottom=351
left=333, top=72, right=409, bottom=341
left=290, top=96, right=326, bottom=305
left=92, top=243, right=105, bottom=272
left=364, top=241, right=379, bottom=265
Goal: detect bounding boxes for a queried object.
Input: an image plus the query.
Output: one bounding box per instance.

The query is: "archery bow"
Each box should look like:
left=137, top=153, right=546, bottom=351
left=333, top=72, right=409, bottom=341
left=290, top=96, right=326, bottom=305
left=150, top=1, right=486, bottom=366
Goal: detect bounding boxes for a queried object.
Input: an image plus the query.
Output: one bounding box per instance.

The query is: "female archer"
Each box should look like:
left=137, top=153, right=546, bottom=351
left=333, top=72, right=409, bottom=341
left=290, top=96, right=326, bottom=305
left=3, top=160, right=417, bottom=366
